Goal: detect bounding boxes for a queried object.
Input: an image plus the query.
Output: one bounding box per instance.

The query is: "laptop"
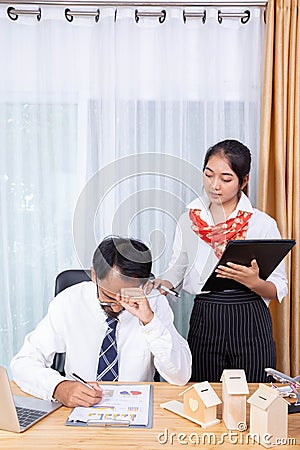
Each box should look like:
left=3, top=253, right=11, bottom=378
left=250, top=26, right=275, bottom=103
left=0, top=366, right=62, bottom=433
left=202, top=239, right=296, bottom=292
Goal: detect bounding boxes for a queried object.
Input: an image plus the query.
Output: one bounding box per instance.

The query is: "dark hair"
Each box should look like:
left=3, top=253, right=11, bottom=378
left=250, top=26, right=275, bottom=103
left=92, top=236, right=152, bottom=281
left=203, top=139, right=251, bottom=190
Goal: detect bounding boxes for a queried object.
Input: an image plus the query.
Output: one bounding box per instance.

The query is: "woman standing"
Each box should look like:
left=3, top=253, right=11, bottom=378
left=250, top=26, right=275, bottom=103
left=149, top=139, right=287, bottom=382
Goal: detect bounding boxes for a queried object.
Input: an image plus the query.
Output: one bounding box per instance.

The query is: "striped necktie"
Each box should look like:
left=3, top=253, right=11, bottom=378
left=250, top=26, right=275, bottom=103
left=96, top=317, right=118, bottom=381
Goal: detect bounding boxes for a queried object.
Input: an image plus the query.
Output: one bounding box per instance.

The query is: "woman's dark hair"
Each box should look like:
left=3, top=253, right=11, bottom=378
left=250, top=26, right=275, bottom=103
left=203, top=139, right=251, bottom=191
left=92, top=236, right=152, bottom=281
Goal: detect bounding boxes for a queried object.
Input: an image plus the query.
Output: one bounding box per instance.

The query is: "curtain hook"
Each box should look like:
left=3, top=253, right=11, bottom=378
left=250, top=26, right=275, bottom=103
left=135, top=9, right=166, bottom=24
left=7, top=6, right=18, bottom=20
left=159, top=10, right=166, bottom=24
left=218, top=10, right=251, bottom=25
left=7, top=6, right=41, bottom=22
left=95, top=9, right=100, bottom=23
left=65, top=8, right=73, bottom=22
left=241, top=10, right=251, bottom=24
left=64, top=8, right=101, bottom=23
left=183, top=10, right=206, bottom=24
left=217, top=10, right=223, bottom=24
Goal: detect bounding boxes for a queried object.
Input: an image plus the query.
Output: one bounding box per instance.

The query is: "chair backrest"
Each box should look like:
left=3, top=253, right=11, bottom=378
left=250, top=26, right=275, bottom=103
left=51, top=269, right=92, bottom=375
left=54, top=269, right=92, bottom=296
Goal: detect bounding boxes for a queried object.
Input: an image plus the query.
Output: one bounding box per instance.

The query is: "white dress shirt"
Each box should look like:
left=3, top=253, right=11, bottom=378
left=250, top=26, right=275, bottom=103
left=163, top=192, right=288, bottom=305
left=11, top=282, right=192, bottom=401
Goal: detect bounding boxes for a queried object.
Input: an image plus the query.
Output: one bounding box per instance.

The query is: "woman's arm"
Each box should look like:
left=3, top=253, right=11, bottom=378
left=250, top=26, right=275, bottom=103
left=145, top=214, right=189, bottom=295
left=215, top=259, right=278, bottom=300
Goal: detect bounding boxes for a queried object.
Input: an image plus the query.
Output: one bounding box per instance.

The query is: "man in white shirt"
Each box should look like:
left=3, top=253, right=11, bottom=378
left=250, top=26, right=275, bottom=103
left=11, top=237, right=192, bottom=407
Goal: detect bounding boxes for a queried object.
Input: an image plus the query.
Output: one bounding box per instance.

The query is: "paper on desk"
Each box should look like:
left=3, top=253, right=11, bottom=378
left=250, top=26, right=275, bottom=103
left=67, top=384, right=151, bottom=426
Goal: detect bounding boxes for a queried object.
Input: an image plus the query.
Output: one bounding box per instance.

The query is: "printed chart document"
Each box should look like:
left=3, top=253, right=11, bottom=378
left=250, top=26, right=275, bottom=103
left=66, top=384, right=153, bottom=428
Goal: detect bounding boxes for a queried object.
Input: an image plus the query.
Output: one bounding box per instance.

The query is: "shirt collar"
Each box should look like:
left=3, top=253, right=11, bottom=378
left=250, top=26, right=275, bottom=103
left=234, top=191, right=254, bottom=214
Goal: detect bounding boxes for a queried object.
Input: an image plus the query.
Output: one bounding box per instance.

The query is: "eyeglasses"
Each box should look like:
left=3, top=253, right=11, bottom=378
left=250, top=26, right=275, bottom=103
left=96, top=280, right=118, bottom=306
left=96, top=277, right=148, bottom=306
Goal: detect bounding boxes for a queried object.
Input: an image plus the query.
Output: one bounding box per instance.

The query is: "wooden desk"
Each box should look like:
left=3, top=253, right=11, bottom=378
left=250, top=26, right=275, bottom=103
left=0, top=382, right=299, bottom=449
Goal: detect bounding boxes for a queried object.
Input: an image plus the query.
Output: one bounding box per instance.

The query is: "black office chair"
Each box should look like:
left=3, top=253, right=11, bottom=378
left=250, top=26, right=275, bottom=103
left=51, top=269, right=92, bottom=375
left=54, top=269, right=92, bottom=296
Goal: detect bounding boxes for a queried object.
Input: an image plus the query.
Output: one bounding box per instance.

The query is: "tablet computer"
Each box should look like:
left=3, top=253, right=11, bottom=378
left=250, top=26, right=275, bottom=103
left=201, top=239, right=295, bottom=292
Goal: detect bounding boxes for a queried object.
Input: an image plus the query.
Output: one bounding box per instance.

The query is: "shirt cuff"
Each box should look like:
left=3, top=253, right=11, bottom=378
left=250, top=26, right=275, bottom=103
left=266, top=276, right=288, bottom=303
left=140, top=313, right=165, bottom=339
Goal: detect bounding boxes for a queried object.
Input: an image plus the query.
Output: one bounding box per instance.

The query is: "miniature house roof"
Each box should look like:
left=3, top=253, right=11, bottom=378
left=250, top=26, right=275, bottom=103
left=247, top=384, right=289, bottom=411
left=179, top=382, right=222, bottom=408
left=220, top=369, right=249, bottom=395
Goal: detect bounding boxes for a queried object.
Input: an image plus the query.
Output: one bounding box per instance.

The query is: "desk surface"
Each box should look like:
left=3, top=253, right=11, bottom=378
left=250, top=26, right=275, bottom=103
left=0, top=382, right=299, bottom=450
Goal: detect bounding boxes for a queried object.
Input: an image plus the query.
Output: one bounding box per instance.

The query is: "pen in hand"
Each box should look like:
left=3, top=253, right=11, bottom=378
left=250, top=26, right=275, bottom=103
left=149, top=279, right=181, bottom=298
left=71, top=372, right=95, bottom=390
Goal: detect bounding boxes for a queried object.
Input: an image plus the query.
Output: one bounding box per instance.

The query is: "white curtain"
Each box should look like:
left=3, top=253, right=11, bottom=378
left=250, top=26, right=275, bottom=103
left=0, top=4, right=265, bottom=372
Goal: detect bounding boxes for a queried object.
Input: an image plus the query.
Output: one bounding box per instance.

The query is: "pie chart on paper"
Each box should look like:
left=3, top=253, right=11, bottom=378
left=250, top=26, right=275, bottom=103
left=119, top=390, right=142, bottom=396
left=130, top=391, right=142, bottom=395
left=120, top=391, right=130, bottom=396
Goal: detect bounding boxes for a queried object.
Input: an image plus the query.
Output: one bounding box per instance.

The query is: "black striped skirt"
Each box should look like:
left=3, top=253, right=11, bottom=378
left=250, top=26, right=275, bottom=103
left=187, top=290, right=276, bottom=382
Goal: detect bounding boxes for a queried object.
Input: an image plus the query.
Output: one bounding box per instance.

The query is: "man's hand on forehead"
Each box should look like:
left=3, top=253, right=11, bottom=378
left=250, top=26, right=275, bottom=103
left=117, top=287, right=154, bottom=325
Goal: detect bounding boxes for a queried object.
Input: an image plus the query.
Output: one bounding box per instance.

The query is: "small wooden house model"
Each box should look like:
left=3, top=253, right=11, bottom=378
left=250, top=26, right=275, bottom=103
left=247, top=384, right=289, bottom=448
left=220, top=369, right=249, bottom=430
left=179, top=381, right=222, bottom=428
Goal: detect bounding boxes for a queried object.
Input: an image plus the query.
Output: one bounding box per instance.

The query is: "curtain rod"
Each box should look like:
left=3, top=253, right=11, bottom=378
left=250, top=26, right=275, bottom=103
left=0, top=1, right=267, bottom=7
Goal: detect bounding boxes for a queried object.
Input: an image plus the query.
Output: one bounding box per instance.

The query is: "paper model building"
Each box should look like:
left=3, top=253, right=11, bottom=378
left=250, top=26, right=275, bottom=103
left=247, top=384, right=289, bottom=448
left=220, top=369, right=249, bottom=430
left=179, top=381, right=222, bottom=428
